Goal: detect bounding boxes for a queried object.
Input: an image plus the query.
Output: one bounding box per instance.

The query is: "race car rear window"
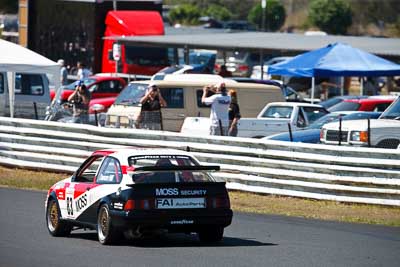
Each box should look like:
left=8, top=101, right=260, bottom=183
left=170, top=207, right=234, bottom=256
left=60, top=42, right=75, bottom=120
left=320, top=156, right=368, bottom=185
left=128, top=155, right=216, bottom=184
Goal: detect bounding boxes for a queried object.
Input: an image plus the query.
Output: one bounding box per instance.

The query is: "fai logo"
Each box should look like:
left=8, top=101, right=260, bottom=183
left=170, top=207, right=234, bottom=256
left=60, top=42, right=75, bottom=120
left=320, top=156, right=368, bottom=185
left=155, top=188, right=179, bottom=196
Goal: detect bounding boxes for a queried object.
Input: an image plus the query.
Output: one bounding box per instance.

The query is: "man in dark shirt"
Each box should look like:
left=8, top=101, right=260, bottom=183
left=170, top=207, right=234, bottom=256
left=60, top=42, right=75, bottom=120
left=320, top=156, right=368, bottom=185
left=139, top=84, right=167, bottom=130
left=67, top=82, right=91, bottom=124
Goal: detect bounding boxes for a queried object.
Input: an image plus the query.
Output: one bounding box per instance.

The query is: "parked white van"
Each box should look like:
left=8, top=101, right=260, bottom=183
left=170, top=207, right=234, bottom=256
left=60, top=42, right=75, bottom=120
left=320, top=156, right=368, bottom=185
left=105, top=74, right=284, bottom=132
left=0, top=72, right=51, bottom=119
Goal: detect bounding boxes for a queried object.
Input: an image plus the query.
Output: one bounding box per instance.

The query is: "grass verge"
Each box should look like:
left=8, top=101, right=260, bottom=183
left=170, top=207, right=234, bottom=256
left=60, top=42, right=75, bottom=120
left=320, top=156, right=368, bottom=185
left=1, top=166, right=399, bottom=227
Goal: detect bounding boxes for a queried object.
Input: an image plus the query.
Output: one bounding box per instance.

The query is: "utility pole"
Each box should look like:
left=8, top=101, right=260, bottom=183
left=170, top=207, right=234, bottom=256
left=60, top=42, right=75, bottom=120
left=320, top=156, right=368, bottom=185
left=261, top=0, right=267, bottom=31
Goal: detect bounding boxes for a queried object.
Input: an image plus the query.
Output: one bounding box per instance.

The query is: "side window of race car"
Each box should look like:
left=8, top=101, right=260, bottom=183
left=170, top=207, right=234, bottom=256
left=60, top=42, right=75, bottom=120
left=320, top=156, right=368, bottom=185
left=74, top=155, right=105, bottom=183
left=96, top=157, right=123, bottom=184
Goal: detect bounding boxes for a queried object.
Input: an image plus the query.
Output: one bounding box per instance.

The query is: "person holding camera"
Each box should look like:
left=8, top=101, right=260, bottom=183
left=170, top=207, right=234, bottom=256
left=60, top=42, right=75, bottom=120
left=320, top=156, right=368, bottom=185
left=67, top=81, right=91, bottom=124
left=202, top=82, right=231, bottom=136
left=139, top=84, right=167, bottom=130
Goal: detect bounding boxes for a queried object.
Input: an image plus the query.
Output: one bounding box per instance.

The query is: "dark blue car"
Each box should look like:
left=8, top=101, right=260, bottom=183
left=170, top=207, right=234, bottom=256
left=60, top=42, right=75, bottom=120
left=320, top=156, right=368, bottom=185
left=263, top=111, right=382, bottom=143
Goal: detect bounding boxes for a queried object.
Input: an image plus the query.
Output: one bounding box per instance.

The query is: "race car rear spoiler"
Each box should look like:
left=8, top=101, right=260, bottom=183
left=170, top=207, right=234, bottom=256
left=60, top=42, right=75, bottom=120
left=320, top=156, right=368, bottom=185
left=132, top=165, right=220, bottom=172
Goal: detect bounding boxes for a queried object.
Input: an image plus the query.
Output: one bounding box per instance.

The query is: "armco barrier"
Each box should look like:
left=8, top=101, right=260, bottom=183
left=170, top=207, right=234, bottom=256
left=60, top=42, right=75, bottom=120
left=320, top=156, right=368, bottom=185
left=0, top=117, right=400, bottom=206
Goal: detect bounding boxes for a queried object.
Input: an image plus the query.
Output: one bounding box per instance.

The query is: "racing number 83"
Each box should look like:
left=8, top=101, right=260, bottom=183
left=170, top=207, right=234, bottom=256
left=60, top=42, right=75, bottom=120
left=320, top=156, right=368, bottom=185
left=67, top=197, right=74, bottom=216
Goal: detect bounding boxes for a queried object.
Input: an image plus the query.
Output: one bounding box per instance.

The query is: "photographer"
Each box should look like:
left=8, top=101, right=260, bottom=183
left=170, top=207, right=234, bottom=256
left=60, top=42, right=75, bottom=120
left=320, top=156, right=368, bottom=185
left=202, top=83, right=231, bottom=136
left=67, top=81, right=91, bottom=124
left=139, top=84, right=167, bottom=130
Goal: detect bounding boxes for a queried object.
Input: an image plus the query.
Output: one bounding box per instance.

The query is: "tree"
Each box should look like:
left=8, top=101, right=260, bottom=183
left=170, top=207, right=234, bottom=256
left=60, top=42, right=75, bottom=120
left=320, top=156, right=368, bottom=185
left=168, top=4, right=202, bottom=25
left=204, top=4, right=232, bottom=21
left=309, top=0, right=352, bottom=35
left=248, top=0, right=286, bottom=32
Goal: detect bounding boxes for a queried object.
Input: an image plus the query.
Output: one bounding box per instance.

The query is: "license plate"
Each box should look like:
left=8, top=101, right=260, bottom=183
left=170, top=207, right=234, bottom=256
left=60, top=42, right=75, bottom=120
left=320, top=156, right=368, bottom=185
left=156, top=198, right=206, bottom=209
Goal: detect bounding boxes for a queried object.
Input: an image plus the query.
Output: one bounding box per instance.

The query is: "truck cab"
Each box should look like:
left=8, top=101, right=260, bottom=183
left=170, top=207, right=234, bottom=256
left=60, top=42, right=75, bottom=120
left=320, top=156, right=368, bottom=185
left=321, top=97, right=400, bottom=149
left=237, top=102, right=329, bottom=138
left=101, top=11, right=169, bottom=76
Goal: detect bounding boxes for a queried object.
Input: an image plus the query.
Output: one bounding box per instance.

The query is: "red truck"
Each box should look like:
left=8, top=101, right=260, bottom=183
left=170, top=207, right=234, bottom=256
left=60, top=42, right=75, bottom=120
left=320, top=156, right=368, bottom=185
left=25, top=1, right=168, bottom=76
left=102, top=11, right=169, bottom=75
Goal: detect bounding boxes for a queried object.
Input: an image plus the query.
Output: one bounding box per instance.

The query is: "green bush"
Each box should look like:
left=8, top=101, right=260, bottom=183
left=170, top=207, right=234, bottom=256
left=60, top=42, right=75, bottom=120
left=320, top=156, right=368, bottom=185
left=168, top=4, right=202, bottom=25
left=204, top=4, right=233, bottom=21
left=248, top=0, right=286, bottom=31
left=309, top=0, right=352, bottom=35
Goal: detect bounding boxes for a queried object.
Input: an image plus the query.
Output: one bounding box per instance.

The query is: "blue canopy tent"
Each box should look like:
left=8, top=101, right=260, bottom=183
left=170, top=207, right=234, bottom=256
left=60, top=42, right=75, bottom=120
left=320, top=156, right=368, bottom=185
left=267, top=42, right=400, bottom=102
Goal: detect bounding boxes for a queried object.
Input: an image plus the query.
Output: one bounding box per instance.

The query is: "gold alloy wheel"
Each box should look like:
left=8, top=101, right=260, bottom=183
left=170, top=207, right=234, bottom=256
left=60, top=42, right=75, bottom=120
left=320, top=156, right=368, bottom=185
left=99, top=207, right=109, bottom=239
left=48, top=201, right=59, bottom=230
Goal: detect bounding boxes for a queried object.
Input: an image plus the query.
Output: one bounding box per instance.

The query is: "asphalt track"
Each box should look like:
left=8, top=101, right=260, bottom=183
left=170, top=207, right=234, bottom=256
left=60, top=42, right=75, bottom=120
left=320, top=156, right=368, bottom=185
left=0, top=188, right=399, bottom=267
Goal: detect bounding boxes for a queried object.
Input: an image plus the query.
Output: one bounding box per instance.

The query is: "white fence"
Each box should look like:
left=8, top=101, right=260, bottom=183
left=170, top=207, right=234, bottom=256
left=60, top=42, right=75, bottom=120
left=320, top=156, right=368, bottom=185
left=1, top=117, right=400, bottom=206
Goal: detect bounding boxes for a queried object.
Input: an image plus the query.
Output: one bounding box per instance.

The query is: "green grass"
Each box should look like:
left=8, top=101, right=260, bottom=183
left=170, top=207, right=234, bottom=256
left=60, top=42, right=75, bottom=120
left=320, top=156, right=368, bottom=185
left=1, top=166, right=399, bottom=227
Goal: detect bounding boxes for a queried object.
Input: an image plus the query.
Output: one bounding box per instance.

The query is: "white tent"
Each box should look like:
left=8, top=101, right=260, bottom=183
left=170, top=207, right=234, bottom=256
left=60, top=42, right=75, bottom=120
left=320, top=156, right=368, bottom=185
left=0, top=39, right=60, bottom=117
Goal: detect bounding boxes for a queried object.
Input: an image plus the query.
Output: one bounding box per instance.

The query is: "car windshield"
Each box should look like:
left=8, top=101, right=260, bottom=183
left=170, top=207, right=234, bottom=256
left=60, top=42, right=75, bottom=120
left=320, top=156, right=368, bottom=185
left=320, top=98, right=342, bottom=108
left=159, top=66, right=185, bottom=74
left=343, top=112, right=381, bottom=120
left=179, top=53, right=214, bottom=65
left=329, top=101, right=360, bottom=112
left=128, top=155, right=215, bottom=184
left=114, top=83, right=148, bottom=106
left=307, top=113, right=342, bottom=129
left=218, top=51, right=246, bottom=61
left=379, top=97, right=400, bottom=119
left=63, top=78, right=96, bottom=90
left=307, top=112, right=382, bottom=129
left=261, top=106, right=293, bottom=118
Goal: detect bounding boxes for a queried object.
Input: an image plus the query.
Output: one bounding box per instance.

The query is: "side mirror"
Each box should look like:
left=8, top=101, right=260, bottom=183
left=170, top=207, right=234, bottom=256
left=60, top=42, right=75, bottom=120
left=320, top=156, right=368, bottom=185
left=108, top=50, right=113, bottom=61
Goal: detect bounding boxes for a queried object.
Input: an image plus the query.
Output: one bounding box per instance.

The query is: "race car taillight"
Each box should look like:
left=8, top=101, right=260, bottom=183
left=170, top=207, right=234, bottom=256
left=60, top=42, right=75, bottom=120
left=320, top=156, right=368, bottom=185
left=124, top=199, right=155, bottom=211
left=210, top=196, right=230, bottom=208
left=124, top=200, right=136, bottom=211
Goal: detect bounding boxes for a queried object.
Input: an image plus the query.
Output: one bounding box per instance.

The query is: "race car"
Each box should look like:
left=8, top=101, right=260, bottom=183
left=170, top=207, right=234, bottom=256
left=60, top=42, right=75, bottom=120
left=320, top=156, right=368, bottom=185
left=45, top=148, right=233, bottom=245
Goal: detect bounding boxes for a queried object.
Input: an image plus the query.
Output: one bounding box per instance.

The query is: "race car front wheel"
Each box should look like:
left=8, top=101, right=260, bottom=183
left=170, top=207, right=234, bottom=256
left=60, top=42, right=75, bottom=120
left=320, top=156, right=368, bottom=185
left=198, top=227, right=224, bottom=243
left=46, top=198, right=72, bottom=237
left=97, top=204, right=122, bottom=245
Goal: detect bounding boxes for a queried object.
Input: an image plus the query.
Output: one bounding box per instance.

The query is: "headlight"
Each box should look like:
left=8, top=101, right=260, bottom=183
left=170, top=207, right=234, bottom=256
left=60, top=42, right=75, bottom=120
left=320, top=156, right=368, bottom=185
left=91, top=104, right=105, bottom=113
left=350, top=131, right=368, bottom=142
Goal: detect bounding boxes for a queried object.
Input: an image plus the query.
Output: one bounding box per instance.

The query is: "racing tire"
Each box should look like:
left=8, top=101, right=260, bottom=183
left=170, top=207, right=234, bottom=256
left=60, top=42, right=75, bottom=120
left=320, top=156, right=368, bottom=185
left=198, top=227, right=224, bottom=243
left=46, top=198, right=72, bottom=237
left=97, top=204, right=122, bottom=245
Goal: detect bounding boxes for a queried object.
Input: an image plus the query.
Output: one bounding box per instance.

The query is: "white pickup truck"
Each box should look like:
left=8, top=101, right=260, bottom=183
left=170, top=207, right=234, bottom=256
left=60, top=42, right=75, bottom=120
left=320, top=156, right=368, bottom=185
left=320, top=96, right=400, bottom=149
left=236, top=102, right=329, bottom=138
left=181, top=102, right=329, bottom=138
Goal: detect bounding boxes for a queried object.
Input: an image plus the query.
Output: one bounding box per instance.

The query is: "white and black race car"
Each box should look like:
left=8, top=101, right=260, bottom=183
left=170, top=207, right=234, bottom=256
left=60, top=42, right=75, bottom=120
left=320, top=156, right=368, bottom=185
left=45, top=148, right=233, bottom=245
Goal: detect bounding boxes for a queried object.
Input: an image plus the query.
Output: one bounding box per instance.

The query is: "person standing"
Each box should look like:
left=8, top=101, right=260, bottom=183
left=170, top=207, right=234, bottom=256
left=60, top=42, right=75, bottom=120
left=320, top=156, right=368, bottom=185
left=202, top=82, right=231, bottom=136
left=67, top=82, right=91, bottom=124
left=57, top=59, right=68, bottom=85
left=76, top=62, right=92, bottom=80
left=139, top=84, right=167, bottom=130
left=228, top=89, right=241, bottom=136
left=218, top=65, right=232, bottom=77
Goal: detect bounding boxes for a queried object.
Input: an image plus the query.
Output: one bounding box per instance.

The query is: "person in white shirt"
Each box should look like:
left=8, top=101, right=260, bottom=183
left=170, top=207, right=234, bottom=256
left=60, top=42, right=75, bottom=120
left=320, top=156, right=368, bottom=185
left=76, top=62, right=92, bottom=80
left=57, top=59, right=69, bottom=85
left=201, top=82, right=231, bottom=136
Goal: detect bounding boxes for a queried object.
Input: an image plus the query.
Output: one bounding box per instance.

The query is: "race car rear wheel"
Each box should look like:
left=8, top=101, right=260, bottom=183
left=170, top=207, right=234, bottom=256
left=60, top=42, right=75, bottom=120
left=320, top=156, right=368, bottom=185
left=198, top=227, right=224, bottom=243
left=97, top=204, right=121, bottom=245
left=46, top=198, right=72, bottom=237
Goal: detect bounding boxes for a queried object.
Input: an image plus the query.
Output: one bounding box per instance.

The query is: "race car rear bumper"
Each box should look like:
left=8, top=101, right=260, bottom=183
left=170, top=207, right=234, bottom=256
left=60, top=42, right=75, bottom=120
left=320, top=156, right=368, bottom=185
left=110, top=209, right=233, bottom=230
